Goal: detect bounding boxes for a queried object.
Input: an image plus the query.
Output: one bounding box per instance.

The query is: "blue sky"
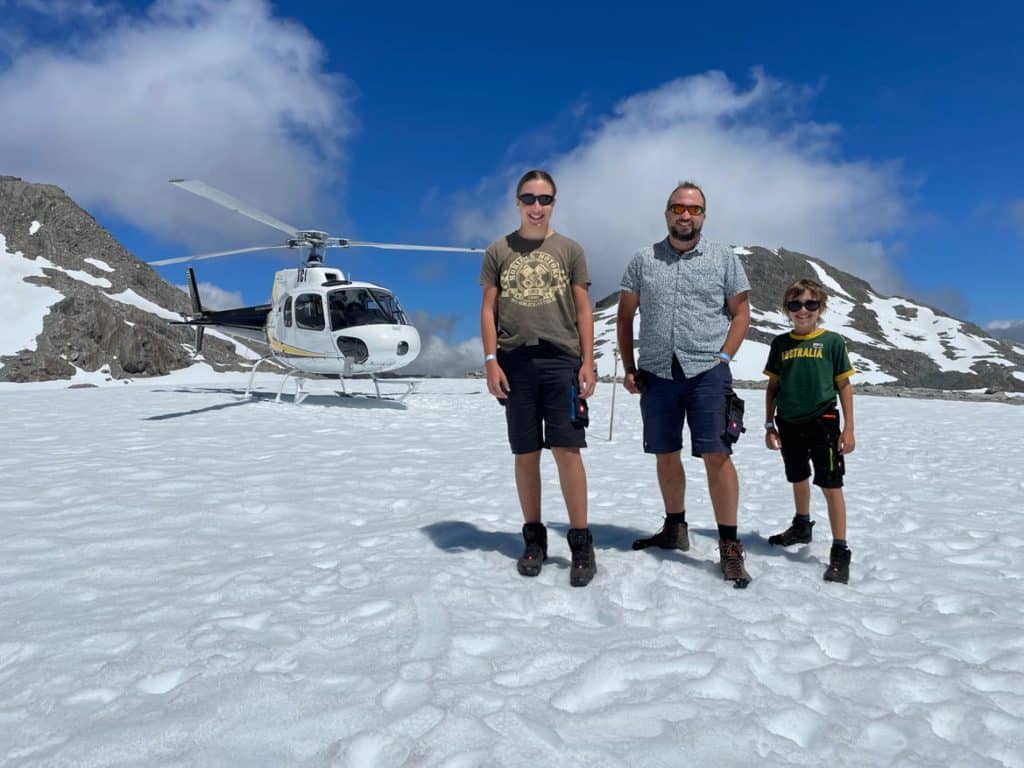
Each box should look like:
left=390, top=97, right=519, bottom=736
left=1, top=0, right=1022, bottom=370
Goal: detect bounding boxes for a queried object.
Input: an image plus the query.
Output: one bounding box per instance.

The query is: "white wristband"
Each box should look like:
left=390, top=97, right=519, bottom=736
left=484, top=353, right=497, bottom=363
left=718, top=351, right=732, bottom=363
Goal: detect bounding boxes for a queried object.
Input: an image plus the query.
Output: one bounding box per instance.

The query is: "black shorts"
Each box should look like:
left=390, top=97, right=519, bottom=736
left=497, top=344, right=586, bottom=454
left=776, top=408, right=845, bottom=488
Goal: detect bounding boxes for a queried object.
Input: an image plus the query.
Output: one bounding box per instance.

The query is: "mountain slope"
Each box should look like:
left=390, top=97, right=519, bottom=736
left=593, top=246, right=1024, bottom=392
left=0, top=176, right=258, bottom=382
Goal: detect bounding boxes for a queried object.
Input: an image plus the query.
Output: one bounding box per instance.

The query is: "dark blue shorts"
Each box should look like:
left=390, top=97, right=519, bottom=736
left=776, top=407, right=845, bottom=488
left=498, top=345, right=586, bottom=454
left=639, top=359, right=734, bottom=456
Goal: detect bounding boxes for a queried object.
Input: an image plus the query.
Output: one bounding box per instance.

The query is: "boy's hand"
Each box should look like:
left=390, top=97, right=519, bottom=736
left=765, top=428, right=780, bottom=450
left=486, top=360, right=510, bottom=399
left=578, top=359, right=597, bottom=399
left=839, top=427, right=855, bottom=455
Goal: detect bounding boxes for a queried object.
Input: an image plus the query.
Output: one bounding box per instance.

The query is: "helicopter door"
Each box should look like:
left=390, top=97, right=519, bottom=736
left=280, top=292, right=337, bottom=369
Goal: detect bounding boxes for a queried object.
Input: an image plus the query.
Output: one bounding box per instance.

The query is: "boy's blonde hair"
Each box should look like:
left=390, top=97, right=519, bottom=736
left=783, top=278, right=828, bottom=315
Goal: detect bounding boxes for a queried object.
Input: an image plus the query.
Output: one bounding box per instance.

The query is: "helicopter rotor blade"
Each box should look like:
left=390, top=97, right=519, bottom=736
left=149, top=244, right=293, bottom=266
left=170, top=179, right=302, bottom=238
left=329, top=240, right=484, bottom=254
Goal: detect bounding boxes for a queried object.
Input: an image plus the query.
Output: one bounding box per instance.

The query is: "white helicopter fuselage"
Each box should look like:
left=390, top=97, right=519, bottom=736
left=266, top=266, right=421, bottom=376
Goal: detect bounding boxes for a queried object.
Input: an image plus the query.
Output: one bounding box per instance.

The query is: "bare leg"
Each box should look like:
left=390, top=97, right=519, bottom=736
left=821, top=487, right=847, bottom=540
left=655, top=451, right=686, bottom=515
left=514, top=451, right=542, bottom=524
left=703, top=453, right=738, bottom=526
left=551, top=447, right=588, bottom=529
left=792, top=479, right=811, bottom=517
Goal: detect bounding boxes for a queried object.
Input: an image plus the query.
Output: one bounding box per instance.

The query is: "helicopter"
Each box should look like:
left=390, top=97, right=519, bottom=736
left=150, top=179, right=482, bottom=402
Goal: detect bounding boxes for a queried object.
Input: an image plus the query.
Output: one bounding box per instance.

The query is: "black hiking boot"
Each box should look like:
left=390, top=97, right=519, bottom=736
left=719, top=539, right=751, bottom=589
left=823, top=544, right=851, bottom=584
left=632, top=516, right=690, bottom=551
left=768, top=516, right=814, bottom=547
left=567, top=528, right=597, bottom=587
left=517, top=523, right=547, bottom=577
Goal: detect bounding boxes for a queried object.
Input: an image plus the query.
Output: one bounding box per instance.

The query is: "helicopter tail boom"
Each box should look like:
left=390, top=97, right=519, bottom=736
left=174, top=268, right=271, bottom=350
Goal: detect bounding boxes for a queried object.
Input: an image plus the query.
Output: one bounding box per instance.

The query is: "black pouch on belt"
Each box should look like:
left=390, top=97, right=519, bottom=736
left=723, top=392, right=746, bottom=444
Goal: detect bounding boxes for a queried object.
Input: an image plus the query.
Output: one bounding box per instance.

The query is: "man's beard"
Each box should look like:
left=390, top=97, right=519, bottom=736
left=670, top=221, right=701, bottom=242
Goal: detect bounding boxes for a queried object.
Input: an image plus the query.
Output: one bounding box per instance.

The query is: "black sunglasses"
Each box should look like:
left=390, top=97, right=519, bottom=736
left=786, top=299, right=821, bottom=312
left=517, top=193, right=555, bottom=206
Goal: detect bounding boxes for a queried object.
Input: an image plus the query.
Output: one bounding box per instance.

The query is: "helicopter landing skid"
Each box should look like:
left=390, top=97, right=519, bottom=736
left=336, top=375, right=419, bottom=402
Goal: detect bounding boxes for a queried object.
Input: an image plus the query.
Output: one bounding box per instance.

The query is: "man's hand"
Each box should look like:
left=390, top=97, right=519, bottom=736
left=765, top=428, right=780, bottom=450
left=622, top=372, right=638, bottom=397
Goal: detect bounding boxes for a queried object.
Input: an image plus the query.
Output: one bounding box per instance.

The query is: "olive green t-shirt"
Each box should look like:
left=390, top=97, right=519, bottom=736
left=480, top=231, right=590, bottom=357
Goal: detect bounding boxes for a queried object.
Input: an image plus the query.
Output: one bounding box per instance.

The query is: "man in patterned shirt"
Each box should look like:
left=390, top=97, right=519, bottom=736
left=616, top=181, right=753, bottom=587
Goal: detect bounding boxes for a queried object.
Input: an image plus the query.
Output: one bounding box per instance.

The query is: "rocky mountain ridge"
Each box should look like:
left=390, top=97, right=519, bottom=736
left=2, top=176, right=1021, bottom=394
left=591, top=246, right=1023, bottom=393
left=0, top=176, right=257, bottom=382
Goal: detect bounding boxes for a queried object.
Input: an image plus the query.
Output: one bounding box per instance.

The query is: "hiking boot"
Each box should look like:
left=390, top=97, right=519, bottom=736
left=632, top=517, right=690, bottom=551
left=768, top=517, right=814, bottom=546
left=719, top=539, right=751, bottom=588
left=823, top=544, right=851, bottom=584
left=567, top=528, right=597, bottom=587
left=517, top=523, right=547, bottom=577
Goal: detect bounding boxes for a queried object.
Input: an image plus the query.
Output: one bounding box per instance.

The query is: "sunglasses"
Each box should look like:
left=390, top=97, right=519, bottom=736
left=786, top=299, right=821, bottom=312
left=667, top=203, right=705, bottom=216
left=518, top=193, right=555, bottom=206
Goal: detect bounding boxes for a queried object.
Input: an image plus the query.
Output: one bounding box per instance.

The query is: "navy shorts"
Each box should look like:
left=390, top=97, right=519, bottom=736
left=776, top=408, right=845, bottom=488
left=498, top=345, right=586, bottom=454
left=639, top=359, right=734, bottom=456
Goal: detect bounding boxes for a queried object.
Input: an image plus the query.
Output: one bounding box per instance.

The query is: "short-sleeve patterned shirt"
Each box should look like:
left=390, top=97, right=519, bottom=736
left=619, top=237, right=750, bottom=378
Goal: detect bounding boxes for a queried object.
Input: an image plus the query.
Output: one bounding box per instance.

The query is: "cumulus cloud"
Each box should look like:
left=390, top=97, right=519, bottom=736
left=174, top=280, right=243, bottom=310
left=985, top=319, right=1024, bottom=344
left=0, top=0, right=353, bottom=251
left=455, top=69, right=909, bottom=301
left=8, top=0, right=117, bottom=24
left=401, top=311, right=482, bottom=377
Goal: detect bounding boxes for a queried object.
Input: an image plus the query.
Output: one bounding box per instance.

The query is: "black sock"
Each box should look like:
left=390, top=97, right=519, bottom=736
left=718, top=524, right=738, bottom=542
left=833, top=538, right=848, bottom=550
left=666, top=512, right=685, bottom=525
left=794, top=514, right=811, bottom=527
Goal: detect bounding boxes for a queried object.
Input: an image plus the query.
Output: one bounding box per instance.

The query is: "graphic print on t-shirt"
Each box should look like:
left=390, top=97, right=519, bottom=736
left=502, top=251, right=568, bottom=308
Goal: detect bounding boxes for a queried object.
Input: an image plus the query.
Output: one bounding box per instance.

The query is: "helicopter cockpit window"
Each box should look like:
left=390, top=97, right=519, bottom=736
left=328, top=288, right=407, bottom=329
left=295, top=293, right=325, bottom=330
left=371, top=290, right=409, bottom=326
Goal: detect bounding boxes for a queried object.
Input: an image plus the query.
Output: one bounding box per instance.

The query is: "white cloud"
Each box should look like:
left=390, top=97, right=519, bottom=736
left=0, top=0, right=353, bottom=251
left=401, top=311, right=482, bottom=377
left=455, top=69, right=908, bottom=301
left=986, top=319, right=1024, bottom=344
left=175, top=281, right=243, bottom=311
left=10, top=0, right=116, bottom=23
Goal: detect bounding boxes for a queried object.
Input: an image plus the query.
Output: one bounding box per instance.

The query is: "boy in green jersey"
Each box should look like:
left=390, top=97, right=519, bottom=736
left=763, top=279, right=856, bottom=583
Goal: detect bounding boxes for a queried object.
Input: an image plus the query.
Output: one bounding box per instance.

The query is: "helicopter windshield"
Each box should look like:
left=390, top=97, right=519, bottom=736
left=328, top=288, right=409, bottom=329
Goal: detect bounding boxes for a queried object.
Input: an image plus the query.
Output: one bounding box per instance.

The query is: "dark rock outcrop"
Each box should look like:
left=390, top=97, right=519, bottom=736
left=0, top=176, right=257, bottom=382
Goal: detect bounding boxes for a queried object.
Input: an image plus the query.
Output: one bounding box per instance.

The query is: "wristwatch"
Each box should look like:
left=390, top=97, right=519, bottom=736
left=764, top=421, right=777, bottom=431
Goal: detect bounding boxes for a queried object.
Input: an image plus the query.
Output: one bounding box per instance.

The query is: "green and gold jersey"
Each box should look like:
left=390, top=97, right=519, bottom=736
left=764, top=328, right=854, bottom=422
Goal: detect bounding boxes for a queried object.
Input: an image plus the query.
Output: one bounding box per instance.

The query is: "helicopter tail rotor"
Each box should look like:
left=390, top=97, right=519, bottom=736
left=186, top=267, right=205, bottom=355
